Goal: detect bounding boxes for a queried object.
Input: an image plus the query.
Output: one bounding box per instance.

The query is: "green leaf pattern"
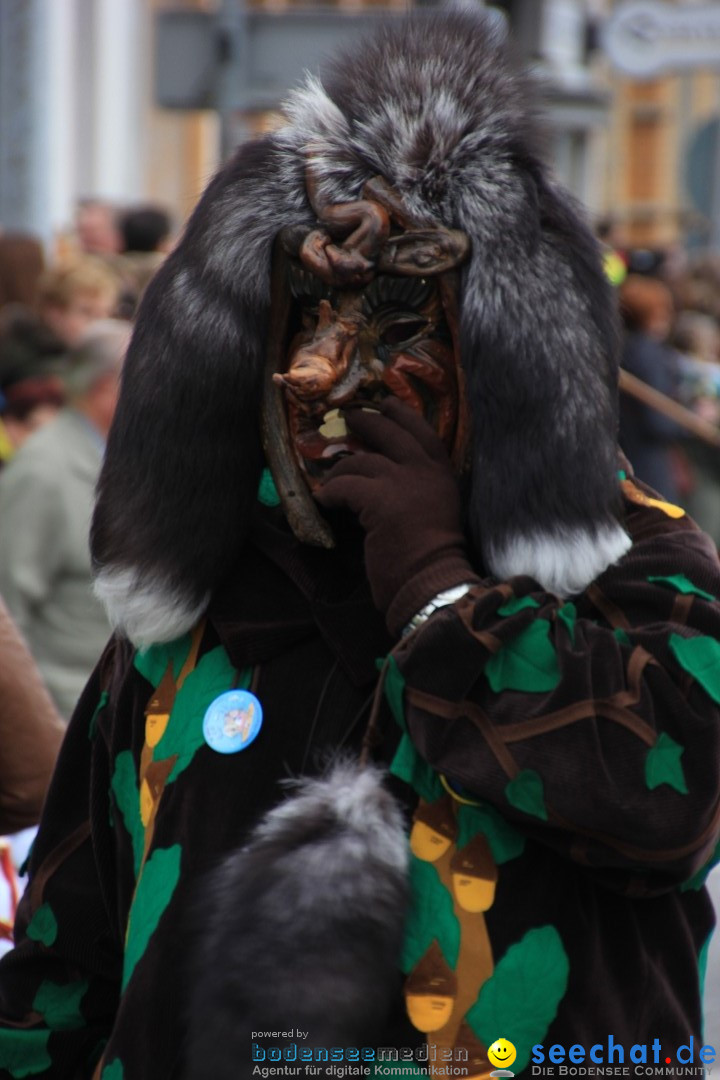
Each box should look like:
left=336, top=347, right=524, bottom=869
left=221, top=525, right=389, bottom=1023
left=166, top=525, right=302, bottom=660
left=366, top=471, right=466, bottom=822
left=645, top=733, right=688, bottom=795
left=485, top=621, right=561, bottom=693
left=467, top=926, right=570, bottom=1073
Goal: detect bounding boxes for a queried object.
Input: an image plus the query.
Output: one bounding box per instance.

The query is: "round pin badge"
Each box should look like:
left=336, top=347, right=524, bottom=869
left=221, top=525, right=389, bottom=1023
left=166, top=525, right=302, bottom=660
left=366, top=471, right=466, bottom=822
left=202, top=690, right=263, bottom=754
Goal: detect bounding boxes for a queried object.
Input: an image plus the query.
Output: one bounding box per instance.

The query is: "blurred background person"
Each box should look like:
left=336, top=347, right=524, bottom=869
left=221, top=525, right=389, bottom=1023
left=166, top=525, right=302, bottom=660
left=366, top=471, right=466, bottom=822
left=0, top=306, right=66, bottom=467
left=74, top=198, right=122, bottom=258
left=673, top=253, right=720, bottom=325
left=0, top=319, right=130, bottom=718
left=0, top=233, right=45, bottom=311
left=0, top=596, right=64, bottom=955
left=596, top=217, right=628, bottom=288
left=37, top=258, right=121, bottom=348
left=618, top=273, right=689, bottom=504
left=119, top=204, right=172, bottom=257
left=115, top=203, right=173, bottom=319
left=0, top=596, right=64, bottom=834
left=0, top=379, right=66, bottom=464
left=672, top=310, right=720, bottom=547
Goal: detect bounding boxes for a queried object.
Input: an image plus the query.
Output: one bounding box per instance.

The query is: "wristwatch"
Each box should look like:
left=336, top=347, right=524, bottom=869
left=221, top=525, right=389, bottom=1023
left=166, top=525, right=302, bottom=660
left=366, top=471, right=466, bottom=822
left=402, top=582, right=476, bottom=636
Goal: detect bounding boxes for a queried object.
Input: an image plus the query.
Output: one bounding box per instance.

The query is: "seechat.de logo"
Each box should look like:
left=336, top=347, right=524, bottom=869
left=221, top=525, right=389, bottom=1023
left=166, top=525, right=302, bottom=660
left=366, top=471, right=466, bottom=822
left=489, top=1038, right=517, bottom=1077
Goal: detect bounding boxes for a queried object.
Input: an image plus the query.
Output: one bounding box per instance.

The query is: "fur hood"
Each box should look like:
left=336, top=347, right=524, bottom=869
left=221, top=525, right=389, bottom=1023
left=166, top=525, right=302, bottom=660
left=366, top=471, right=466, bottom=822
left=92, top=11, right=629, bottom=647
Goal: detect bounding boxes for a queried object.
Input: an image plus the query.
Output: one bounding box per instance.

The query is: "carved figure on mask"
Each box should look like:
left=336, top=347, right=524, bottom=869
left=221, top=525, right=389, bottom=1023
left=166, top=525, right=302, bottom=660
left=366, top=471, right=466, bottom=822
left=263, top=182, right=470, bottom=545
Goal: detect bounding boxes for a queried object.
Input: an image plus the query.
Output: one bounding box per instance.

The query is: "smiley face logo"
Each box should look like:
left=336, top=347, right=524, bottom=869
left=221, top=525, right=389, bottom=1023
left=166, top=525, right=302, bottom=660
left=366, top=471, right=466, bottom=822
left=488, top=1039, right=517, bottom=1070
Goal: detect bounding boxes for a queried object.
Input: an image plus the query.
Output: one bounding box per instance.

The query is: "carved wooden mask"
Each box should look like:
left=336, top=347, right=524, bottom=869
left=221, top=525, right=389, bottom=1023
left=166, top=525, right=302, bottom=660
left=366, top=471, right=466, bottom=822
left=261, top=177, right=471, bottom=548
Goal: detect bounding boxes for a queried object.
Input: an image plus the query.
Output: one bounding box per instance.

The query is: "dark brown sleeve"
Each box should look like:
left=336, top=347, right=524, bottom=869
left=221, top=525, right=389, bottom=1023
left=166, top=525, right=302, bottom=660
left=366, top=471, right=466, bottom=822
left=0, top=637, right=128, bottom=1074
left=392, top=487, right=720, bottom=893
left=0, top=596, right=64, bottom=833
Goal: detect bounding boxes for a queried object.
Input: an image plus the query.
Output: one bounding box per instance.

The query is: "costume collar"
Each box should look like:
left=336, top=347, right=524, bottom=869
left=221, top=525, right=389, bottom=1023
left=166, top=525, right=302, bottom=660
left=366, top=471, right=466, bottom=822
left=208, top=506, right=391, bottom=687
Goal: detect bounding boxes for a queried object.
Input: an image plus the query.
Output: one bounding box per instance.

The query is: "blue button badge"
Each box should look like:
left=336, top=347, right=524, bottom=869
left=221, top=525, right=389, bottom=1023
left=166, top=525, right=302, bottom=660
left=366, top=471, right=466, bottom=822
left=203, top=690, right=263, bottom=754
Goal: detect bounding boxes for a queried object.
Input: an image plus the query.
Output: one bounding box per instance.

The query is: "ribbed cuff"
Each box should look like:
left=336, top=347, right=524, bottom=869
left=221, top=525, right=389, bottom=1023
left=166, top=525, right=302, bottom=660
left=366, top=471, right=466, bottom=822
left=386, top=554, right=480, bottom=638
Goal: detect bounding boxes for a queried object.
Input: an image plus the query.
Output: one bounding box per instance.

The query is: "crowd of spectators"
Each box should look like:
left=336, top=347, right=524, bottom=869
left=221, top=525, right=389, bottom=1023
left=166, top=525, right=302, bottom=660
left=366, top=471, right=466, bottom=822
left=0, top=200, right=172, bottom=931
left=0, top=199, right=174, bottom=709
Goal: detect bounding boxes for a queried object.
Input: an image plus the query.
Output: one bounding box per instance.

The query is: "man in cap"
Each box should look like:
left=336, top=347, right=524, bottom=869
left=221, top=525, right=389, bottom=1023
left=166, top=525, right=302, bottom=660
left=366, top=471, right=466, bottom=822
left=0, top=14, right=719, bottom=1080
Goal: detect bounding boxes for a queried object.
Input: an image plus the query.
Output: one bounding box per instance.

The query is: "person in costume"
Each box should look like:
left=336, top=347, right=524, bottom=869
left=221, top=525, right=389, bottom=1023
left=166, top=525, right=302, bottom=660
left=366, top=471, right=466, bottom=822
left=0, top=14, right=719, bottom=1080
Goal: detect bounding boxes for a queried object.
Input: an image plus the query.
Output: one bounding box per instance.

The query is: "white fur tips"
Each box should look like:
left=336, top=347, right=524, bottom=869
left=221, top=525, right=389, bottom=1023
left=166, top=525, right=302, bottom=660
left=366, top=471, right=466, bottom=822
left=488, top=523, right=632, bottom=597
left=262, top=762, right=409, bottom=877
left=280, top=75, right=349, bottom=148
left=93, top=567, right=210, bottom=648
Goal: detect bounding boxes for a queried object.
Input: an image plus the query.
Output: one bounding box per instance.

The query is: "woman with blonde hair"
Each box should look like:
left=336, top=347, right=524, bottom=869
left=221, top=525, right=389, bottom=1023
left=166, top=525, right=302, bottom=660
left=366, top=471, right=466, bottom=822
left=37, top=258, right=120, bottom=347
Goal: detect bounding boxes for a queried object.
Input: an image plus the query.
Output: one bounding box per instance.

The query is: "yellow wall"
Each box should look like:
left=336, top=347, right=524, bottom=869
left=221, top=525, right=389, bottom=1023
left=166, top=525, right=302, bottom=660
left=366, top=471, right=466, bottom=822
left=142, top=0, right=720, bottom=251
left=144, top=0, right=221, bottom=225
left=604, top=0, right=720, bottom=251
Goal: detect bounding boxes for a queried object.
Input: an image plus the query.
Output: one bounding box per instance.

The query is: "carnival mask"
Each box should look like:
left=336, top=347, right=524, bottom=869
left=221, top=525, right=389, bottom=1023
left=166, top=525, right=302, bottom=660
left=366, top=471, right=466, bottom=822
left=262, top=176, right=471, bottom=547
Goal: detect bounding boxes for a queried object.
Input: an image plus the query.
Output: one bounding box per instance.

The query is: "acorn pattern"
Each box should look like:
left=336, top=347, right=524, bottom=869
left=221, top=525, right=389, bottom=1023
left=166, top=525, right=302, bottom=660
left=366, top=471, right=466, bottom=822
left=386, top=656, right=569, bottom=1079
left=405, top=794, right=498, bottom=1078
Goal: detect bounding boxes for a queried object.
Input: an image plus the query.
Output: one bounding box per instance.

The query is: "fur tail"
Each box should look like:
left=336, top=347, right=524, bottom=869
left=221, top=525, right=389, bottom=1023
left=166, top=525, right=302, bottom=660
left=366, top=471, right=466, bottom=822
left=184, top=762, right=409, bottom=1079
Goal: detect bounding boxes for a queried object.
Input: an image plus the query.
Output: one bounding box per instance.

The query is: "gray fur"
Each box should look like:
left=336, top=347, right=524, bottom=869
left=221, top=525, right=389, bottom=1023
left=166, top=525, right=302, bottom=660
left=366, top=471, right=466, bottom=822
left=92, top=11, right=627, bottom=644
left=184, top=764, right=409, bottom=1078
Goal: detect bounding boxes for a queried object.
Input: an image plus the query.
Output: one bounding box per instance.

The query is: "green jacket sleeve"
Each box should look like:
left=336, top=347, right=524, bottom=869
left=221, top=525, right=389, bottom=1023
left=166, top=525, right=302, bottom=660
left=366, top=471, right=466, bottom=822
left=392, top=483, right=720, bottom=895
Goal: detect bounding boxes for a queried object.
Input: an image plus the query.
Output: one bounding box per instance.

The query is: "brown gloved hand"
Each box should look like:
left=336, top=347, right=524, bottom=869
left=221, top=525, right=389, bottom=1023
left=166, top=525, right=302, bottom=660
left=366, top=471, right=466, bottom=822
left=315, top=398, right=478, bottom=635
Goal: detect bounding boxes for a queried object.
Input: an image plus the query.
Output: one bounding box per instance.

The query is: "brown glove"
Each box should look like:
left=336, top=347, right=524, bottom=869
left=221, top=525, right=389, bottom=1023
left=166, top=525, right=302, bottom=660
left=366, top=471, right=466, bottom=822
left=315, top=398, right=478, bottom=635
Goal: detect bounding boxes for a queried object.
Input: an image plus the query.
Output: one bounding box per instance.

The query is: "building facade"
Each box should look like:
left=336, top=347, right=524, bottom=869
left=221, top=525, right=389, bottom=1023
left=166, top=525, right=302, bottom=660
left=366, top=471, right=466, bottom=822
left=0, top=0, right=219, bottom=251
left=1, top=0, right=719, bottom=254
